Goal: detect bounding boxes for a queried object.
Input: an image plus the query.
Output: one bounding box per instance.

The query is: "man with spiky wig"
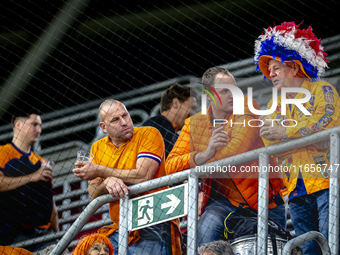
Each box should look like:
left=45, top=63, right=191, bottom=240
left=255, top=21, right=340, bottom=254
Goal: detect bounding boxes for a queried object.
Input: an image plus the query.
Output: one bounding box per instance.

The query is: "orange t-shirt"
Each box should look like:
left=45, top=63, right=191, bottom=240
left=0, top=143, right=52, bottom=238
left=92, top=127, right=181, bottom=254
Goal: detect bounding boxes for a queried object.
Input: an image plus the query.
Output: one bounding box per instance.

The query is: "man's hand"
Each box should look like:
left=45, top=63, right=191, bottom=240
left=260, top=122, right=288, bottom=140
left=30, top=166, right=53, bottom=182
left=198, top=192, right=204, bottom=220
left=73, top=161, right=100, bottom=181
left=194, top=126, right=229, bottom=165
left=103, top=176, right=131, bottom=199
left=206, top=126, right=230, bottom=155
left=50, top=202, right=59, bottom=232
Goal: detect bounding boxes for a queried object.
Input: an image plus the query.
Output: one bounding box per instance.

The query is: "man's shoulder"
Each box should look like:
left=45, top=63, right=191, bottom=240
left=307, top=80, right=340, bottom=103
left=0, top=143, right=13, bottom=153
left=92, top=136, right=108, bottom=147
left=244, top=96, right=260, bottom=110
left=310, top=80, right=335, bottom=92
left=0, top=144, right=18, bottom=163
left=190, top=111, right=208, bottom=123
left=134, top=126, right=161, bottom=137
left=30, top=151, right=44, bottom=162
left=182, top=112, right=210, bottom=133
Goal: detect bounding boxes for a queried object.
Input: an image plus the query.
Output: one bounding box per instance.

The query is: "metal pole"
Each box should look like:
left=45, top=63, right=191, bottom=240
left=187, top=174, right=199, bottom=255
left=49, top=195, right=116, bottom=255
left=257, top=153, right=269, bottom=255
left=118, top=196, right=129, bottom=255
left=329, top=133, right=340, bottom=255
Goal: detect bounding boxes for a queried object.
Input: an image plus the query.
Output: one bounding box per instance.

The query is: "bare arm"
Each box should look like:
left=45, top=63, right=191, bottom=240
left=84, top=157, right=159, bottom=199
left=0, top=167, right=53, bottom=192
left=88, top=176, right=131, bottom=200
left=74, top=157, right=159, bottom=185
left=88, top=177, right=107, bottom=200
left=50, top=202, right=59, bottom=232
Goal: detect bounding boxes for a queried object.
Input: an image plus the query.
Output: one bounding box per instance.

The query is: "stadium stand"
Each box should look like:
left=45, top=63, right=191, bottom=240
left=0, top=34, right=338, bottom=252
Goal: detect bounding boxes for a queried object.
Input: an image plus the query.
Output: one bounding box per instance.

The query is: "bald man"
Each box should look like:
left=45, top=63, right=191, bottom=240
left=73, top=99, right=182, bottom=255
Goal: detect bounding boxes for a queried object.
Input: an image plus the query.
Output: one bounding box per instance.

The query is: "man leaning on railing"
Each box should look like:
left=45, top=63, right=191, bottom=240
left=73, top=99, right=182, bottom=255
left=254, top=21, right=340, bottom=255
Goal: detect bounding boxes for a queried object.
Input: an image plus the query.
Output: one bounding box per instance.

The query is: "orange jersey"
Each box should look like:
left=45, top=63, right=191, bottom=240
left=93, top=127, right=181, bottom=254
left=262, top=80, right=340, bottom=197
left=0, top=143, right=44, bottom=170
left=0, top=143, right=53, bottom=245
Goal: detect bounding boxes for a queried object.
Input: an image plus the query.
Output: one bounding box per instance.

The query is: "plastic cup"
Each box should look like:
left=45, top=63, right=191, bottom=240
left=46, top=160, right=55, bottom=170
left=76, top=150, right=94, bottom=168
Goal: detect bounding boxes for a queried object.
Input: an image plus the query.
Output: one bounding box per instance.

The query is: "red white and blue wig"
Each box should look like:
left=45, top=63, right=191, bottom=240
left=254, top=21, right=328, bottom=81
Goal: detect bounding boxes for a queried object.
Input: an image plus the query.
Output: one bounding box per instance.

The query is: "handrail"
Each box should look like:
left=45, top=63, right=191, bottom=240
left=50, top=170, right=190, bottom=255
left=12, top=218, right=113, bottom=248
left=187, top=174, right=199, bottom=255
left=190, top=126, right=340, bottom=178
left=49, top=126, right=340, bottom=255
left=282, top=231, right=331, bottom=255
left=257, top=153, right=270, bottom=255
left=329, top=133, right=340, bottom=255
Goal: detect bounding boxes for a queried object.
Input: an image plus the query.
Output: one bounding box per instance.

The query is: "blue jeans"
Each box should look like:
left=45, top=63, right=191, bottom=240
left=289, top=189, right=340, bottom=255
left=109, top=222, right=172, bottom=255
left=196, top=198, right=285, bottom=251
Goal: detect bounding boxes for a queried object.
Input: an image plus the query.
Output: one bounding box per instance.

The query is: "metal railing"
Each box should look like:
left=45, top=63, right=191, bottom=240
left=47, top=125, right=340, bottom=255
left=283, top=231, right=331, bottom=255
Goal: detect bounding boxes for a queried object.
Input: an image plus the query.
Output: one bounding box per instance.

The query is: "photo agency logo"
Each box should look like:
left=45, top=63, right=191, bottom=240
left=195, top=81, right=312, bottom=128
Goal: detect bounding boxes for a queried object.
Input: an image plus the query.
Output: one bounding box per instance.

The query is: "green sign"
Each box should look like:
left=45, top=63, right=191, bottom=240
left=128, top=183, right=188, bottom=231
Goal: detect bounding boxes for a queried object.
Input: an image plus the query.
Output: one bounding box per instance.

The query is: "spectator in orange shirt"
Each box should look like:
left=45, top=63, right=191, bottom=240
left=73, top=99, right=181, bottom=255
left=254, top=21, right=340, bottom=255
left=166, top=67, right=285, bottom=249
left=0, top=107, right=59, bottom=251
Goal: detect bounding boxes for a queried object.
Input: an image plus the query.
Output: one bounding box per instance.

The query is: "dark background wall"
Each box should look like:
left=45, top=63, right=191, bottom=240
left=1, top=0, right=339, bottom=124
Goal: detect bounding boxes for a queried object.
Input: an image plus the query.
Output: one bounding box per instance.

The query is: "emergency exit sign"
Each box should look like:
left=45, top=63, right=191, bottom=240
left=128, top=183, right=188, bottom=231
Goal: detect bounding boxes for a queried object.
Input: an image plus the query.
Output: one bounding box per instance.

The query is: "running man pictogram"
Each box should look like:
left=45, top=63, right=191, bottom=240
left=136, top=197, right=154, bottom=225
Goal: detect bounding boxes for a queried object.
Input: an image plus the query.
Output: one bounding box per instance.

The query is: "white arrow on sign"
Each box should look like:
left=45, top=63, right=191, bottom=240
left=161, top=194, right=181, bottom=215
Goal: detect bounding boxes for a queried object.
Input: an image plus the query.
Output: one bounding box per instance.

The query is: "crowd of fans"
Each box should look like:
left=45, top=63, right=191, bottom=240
left=0, top=21, right=339, bottom=255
